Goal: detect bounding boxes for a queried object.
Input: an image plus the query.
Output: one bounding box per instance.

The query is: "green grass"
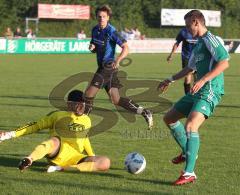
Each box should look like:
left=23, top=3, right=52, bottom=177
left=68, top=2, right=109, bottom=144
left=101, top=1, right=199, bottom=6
left=0, top=53, right=240, bottom=194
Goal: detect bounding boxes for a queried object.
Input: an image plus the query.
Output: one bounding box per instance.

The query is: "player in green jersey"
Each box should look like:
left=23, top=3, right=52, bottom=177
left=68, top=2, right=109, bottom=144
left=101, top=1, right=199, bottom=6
left=158, top=10, right=229, bottom=185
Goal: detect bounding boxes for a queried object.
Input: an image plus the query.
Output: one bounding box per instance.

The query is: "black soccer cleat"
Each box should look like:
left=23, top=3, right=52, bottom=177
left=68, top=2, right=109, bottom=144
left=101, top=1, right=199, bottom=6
left=142, top=109, right=153, bottom=130
left=18, top=157, right=32, bottom=172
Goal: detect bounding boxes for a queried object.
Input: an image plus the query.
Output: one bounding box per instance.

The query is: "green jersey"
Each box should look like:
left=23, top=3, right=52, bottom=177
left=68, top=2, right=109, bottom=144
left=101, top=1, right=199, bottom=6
left=188, top=31, right=229, bottom=100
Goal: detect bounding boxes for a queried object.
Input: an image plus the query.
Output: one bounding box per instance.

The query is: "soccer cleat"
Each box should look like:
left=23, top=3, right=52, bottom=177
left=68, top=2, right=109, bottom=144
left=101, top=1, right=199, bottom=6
left=174, top=171, right=197, bottom=185
left=142, top=109, right=153, bottom=130
left=18, top=157, right=32, bottom=172
left=172, top=153, right=186, bottom=164
left=47, top=165, right=64, bottom=173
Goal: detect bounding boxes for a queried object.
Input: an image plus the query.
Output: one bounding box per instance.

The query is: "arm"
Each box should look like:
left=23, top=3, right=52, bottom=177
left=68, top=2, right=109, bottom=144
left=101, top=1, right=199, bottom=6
left=84, top=137, right=95, bottom=156
left=89, top=28, right=96, bottom=53
left=89, top=43, right=96, bottom=53
left=191, top=60, right=229, bottom=94
left=167, top=30, right=183, bottom=62
left=111, top=30, right=128, bottom=69
left=113, top=42, right=129, bottom=69
left=0, top=115, right=52, bottom=142
left=167, top=42, right=179, bottom=62
left=191, top=35, right=230, bottom=94
left=157, top=66, right=193, bottom=93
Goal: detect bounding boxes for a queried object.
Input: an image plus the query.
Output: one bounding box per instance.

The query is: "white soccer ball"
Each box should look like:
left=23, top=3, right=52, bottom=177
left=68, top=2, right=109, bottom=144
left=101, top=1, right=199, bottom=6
left=124, top=152, right=146, bottom=174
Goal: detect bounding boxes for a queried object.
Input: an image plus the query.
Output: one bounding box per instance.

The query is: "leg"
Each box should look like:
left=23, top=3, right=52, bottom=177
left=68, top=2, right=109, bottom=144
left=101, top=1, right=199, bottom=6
left=74, top=156, right=110, bottom=172
left=84, top=71, right=105, bottom=115
left=174, top=111, right=205, bottom=185
left=184, top=111, right=205, bottom=173
left=107, top=87, right=153, bottom=129
left=182, top=58, right=192, bottom=95
left=18, top=137, right=60, bottom=171
left=184, top=73, right=192, bottom=94
left=164, top=108, right=187, bottom=161
left=163, top=107, right=185, bottom=125
left=84, top=85, right=100, bottom=115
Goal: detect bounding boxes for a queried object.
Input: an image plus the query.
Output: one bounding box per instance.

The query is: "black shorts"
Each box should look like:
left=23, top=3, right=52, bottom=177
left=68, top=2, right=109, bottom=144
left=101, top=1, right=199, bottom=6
left=90, top=69, right=122, bottom=92
left=182, top=58, right=189, bottom=69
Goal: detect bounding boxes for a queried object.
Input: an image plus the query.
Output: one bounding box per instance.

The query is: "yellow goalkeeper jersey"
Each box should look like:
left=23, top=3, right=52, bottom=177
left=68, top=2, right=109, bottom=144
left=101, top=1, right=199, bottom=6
left=14, top=110, right=94, bottom=156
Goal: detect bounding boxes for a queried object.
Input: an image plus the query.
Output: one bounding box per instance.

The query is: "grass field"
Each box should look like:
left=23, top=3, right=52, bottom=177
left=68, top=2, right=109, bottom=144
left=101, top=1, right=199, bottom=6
left=0, top=53, right=240, bottom=194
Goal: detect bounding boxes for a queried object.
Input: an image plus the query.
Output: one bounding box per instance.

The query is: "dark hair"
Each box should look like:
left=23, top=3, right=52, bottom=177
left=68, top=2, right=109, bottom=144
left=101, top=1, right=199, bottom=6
left=67, top=90, right=84, bottom=102
left=184, top=10, right=205, bottom=25
left=95, top=5, right=112, bottom=17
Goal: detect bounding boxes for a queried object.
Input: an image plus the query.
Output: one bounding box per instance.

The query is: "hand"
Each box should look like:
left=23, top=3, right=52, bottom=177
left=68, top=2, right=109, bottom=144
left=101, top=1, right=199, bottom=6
left=190, top=79, right=206, bottom=94
left=112, top=60, right=120, bottom=69
left=89, top=44, right=96, bottom=52
left=157, top=79, right=172, bottom=93
left=0, top=131, right=15, bottom=142
left=167, top=55, right=172, bottom=63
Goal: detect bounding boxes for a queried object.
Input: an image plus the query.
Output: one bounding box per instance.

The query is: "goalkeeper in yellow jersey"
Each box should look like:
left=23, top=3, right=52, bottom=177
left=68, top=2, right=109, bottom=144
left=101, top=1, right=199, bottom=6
left=0, top=90, right=110, bottom=173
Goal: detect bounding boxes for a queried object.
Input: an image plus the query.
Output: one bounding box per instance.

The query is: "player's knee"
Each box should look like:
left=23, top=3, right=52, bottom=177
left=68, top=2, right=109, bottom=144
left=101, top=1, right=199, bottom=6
left=111, top=99, right=118, bottom=105
left=111, top=96, right=120, bottom=105
left=163, top=114, right=169, bottom=124
left=185, top=120, right=195, bottom=131
left=98, top=157, right=111, bottom=171
left=163, top=113, right=174, bottom=125
left=50, top=137, right=60, bottom=148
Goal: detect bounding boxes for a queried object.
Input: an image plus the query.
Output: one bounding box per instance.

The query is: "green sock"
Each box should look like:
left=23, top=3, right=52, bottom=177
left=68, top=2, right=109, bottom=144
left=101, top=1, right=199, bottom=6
left=185, top=132, right=200, bottom=173
left=169, top=121, right=187, bottom=155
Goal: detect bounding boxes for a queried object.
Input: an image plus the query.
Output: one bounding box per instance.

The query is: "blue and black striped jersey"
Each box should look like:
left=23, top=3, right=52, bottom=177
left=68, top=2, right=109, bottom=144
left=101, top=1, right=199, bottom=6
left=91, top=23, right=126, bottom=68
left=176, top=27, right=198, bottom=60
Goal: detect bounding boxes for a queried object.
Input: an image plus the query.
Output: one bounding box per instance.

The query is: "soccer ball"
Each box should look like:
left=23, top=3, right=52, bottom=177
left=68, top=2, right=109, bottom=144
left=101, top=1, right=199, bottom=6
left=124, top=152, right=146, bottom=174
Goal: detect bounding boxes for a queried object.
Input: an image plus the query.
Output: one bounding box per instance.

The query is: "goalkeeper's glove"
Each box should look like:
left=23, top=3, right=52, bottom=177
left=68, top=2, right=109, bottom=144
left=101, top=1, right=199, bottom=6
left=0, top=131, right=16, bottom=142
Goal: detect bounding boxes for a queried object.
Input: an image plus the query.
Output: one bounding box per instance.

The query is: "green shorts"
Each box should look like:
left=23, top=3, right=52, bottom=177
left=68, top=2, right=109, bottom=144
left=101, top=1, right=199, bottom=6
left=174, top=93, right=221, bottom=118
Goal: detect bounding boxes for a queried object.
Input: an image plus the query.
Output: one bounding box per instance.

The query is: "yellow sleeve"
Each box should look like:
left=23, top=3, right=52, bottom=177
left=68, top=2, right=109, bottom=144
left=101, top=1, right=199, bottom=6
left=15, top=115, right=53, bottom=137
left=84, top=137, right=95, bottom=156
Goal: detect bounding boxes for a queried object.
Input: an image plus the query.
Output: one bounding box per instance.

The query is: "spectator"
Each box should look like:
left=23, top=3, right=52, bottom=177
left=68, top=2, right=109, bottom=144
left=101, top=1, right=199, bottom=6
left=77, top=29, right=86, bottom=39
left=120, top=28, right=129, bottom=40
left=4, top=27, right=13, bottom=39
left=14, top=27, right=23, bottom=38
left=124, top=28, right=134, bottom=40
left=140, top=34, right=146, bottom=40
left=26, top=28, right=35, bottom=39
left=224, top=40, right=233, bottom=52
left=132, top=27, right=141, bottom=39
left=120, top=27, right=145, bottom=40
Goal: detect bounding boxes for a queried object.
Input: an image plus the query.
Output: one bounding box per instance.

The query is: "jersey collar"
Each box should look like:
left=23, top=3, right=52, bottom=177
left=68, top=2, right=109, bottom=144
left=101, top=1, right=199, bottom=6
left=98, top=23, right=109, bottom=31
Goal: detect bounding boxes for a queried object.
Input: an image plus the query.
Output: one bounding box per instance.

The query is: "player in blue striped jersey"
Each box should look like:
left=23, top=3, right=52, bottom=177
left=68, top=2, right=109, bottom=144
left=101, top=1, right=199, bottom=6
left=85, top=5, right=153, bottom=129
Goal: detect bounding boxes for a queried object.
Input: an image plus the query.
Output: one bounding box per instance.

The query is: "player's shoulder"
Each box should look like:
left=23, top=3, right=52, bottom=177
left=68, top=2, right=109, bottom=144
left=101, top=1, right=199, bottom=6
left=106, top=23, right=116, bottom=34
left=182, top=28, right=194, bottom=38
left=203, top=31, right=222, bottom=48
left=179, top=27, right=187, bottom=35
left=180, top=27, right=187, bottom=33
left=176, top=28, right=187, bottom=40
left=80, top=114, right=91, bottom=122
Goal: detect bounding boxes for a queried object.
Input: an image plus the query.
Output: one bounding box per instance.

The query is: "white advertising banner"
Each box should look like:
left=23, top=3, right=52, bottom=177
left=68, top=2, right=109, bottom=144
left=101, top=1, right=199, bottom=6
left=0, top=38, right=6, bottom=52
left=161, top=9, right=221, bottom=27
left=122, top=39, right=181, bottom=53
left=38, top=4, right=90, bottom=20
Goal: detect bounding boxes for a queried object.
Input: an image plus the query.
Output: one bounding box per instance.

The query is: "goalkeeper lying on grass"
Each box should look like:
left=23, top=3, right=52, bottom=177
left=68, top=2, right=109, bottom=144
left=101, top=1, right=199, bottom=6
left=0, top=90, right=110, bottom=173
